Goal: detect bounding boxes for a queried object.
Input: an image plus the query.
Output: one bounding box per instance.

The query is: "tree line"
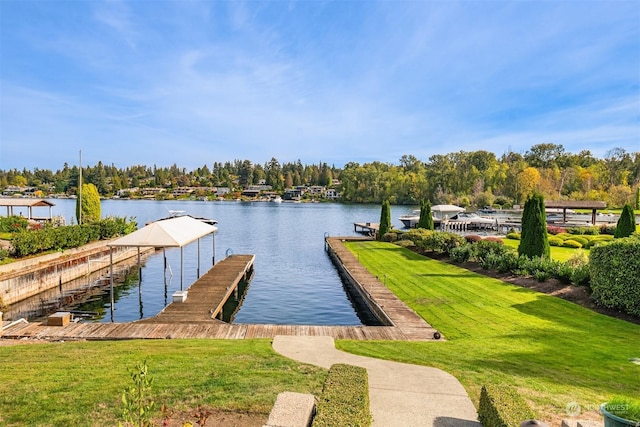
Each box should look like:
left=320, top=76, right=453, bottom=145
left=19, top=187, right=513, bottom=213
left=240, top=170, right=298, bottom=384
left=1, top=144, right=639, bottom=208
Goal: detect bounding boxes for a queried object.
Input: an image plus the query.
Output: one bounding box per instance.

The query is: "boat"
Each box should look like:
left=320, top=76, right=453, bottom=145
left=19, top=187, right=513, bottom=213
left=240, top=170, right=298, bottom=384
left=399, top=210, right=421, bottom=228
left=271, top=196, right=283, bottom=203
left=477, top=206, right=497, bottom=214
left=448, top=212, right=496, bottom=228
left=431, top=204, right=465, bottom=220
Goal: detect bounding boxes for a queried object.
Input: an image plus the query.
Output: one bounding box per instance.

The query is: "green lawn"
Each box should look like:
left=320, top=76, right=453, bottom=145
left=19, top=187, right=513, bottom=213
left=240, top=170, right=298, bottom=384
left=501, top=237, right=588, bottom=262
left=0, top=339, right=325, bottom=426
left=339, top=241, right=640, bottom=420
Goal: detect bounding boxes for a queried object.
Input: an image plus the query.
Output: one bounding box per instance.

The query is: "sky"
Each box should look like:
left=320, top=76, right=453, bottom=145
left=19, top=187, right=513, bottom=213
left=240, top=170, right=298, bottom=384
left=0, top=0, right=639, bottom=171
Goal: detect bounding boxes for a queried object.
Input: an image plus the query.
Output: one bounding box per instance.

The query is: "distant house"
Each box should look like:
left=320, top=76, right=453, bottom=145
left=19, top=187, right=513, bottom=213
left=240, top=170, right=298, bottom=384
left=172, top=187, right=195, bottom=197
left=283, top=189, right=302, bottom=201
left=325, top=189, right=340, bottom=199
left=216, top=187, right=230, bottom=197
left=242, top=189, right=261, bottom=198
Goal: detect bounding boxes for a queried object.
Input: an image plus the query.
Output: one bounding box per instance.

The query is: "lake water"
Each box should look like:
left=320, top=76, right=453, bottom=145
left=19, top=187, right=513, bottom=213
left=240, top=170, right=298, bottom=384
left=17, top=199, right=412, bottom=325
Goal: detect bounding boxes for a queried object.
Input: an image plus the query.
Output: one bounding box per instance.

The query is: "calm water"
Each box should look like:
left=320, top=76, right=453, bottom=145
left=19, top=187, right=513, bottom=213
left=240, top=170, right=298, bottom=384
left=17, top=199, right=411, bottom=325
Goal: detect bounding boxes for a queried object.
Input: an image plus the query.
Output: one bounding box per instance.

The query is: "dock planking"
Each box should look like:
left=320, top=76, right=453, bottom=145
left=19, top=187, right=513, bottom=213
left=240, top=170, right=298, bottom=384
left=1, top=239, right=442, bottom=342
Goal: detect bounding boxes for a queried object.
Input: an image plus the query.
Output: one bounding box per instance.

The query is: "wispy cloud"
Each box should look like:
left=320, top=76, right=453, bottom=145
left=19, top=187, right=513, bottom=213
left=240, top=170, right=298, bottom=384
left=1, top=0, right=638, bottom=170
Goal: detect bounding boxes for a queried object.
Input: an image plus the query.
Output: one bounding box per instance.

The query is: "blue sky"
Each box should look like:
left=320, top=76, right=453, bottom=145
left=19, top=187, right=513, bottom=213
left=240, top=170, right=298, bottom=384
left=1, top=0, right=638, bottom=171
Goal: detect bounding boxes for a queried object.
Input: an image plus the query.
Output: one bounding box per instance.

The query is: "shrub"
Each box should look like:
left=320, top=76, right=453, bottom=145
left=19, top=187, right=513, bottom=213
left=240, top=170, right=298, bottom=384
left=0, top=215, right=29, bottom=233
left=506, top=232, right=520, bottom=240
left=450, top=244, right=473, bottom=263
left=569, top=236, right=589, bottom=246
left=394, top=239, right=415, bottom=248
left=313, top=364, right=370, bottom=427
left=614, top=204, right=636, bottom=238
left=599, top=224, right=617, bottom=235
left=420, top=232, right=466, bottom=255
left=465, top=235, right=482, bottom=243
left=562, top=240, right=583, bottom=249
left=555, top=233, right=573, bottom=240
left=518, top=192, right=550, bottom=259
left=546, top=225, right=567, bottom=235
left=548, top=236, right=563, bottom=247
left=378, top=200, right=391, bottom=241
left=381, top=232, right=398, bottom=242
left=534, top=270, right=551, bottom=282
left=570, top=264, right=590, bottom=287
left=0, top=247, right=9, bottom=260
left=590, top=237, right=640, bottom=316
left=483, top=237, right=504, bottom=244
left=553, top=262, right=574, bottom=284
left=76, top=183, right=101, bottom=224
left=567, top=249, right=589, bottom=267
left=567, top=226, right=599, bottom=235
left=478, top=384, right=535, bottom=427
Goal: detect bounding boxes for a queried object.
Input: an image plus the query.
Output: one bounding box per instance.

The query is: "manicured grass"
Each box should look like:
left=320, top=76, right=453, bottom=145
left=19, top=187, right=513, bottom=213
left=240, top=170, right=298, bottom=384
left=0, top=339, right=325, bottom=426
left=339, top=241, right=640, bottom=420
left=502, top=237, right=588, bottom=262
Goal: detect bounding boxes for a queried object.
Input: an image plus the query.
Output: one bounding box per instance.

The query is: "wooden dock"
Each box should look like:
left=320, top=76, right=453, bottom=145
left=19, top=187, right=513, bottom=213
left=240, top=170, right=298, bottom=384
left=354, top=222, right=379, bottom=236
left=138, top=254, right=255, bottom=324
left=1, top=239, right=441, bottom=342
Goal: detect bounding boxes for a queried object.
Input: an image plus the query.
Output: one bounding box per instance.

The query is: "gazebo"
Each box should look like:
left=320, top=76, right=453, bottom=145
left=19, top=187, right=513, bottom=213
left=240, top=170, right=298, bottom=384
left=0, top=198, right=55, bottom=221
left=545, top=200, right=607, bottom=225
left=107, top=215, right=218, bottom=317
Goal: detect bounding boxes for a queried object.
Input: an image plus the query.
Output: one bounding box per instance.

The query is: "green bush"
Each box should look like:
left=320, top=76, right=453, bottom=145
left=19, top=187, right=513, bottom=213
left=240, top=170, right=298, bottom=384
left=450, top=244, right=473, bottom=263
left=555, top=233, right=573, bottom=241
left=534, top=270, right=551, bottom=282
left=381, top=232, right=398, bottom=242
left=570, top=264, right=590, bottom=287
left=0, top=247, right=9, bottom=260
left=562, top=240, right=583, bottom=249
left=506, top=232, right=520, bottom=240
left=10, top=217, right=137, bottom=258
left=518, top=192, right=550, bottom=259
left=599, top=224, right=616, bottom=235
left=418, top=231, right=466, bottom=255
left=614, top=204, right=636, bottom=238
left=313, top=364, right=371, bottom=427
left=553, top=262, right=574, bottom=284
left=567, top=226, right=599, bottom=235
left=478, top=384, right=535, bottom=427
left=590, top=237, right=640, bottom=316
left=0, top=215, right=29, bottom=233
left=548, top=236, right=563, bottom=246
left=394, top=239, right=415, bottom=248
left=569, top=236, right=589, bottom=246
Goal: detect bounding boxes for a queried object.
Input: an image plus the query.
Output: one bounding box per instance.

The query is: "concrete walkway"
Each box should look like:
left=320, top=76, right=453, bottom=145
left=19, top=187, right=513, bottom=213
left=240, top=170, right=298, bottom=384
left=272, top=335, right=480, bottom=427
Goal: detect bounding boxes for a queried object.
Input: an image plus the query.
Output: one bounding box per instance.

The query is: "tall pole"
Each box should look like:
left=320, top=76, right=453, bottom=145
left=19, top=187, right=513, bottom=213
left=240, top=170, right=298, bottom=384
left=79, top=150, right=82, bottom=225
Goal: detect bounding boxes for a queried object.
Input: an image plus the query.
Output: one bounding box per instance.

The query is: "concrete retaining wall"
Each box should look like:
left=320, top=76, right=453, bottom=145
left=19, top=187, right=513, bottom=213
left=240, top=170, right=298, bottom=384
left=0, top=241, right=151, bottom=306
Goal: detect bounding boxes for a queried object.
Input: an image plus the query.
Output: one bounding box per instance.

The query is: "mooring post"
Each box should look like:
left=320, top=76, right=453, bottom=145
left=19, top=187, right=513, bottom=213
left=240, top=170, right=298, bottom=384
left=109, top=247, right=114, bottom=320
left=197, top=238, right=201, bottom=279
left=137, top=247, right=142, bottom=280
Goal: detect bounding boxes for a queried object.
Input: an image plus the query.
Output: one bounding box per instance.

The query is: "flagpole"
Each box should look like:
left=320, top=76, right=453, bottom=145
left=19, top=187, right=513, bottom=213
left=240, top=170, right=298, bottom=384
left=79, top=150, right=82, bottom=224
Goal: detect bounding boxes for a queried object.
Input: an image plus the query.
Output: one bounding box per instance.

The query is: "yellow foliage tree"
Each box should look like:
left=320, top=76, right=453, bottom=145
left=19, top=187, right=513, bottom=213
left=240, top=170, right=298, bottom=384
left=516, top=167, right=540, bottom=204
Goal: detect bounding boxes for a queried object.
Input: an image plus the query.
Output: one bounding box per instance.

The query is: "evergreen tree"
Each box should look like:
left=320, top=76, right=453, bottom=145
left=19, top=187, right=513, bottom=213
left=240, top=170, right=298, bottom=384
left=378, top=200, right=391, bottom=241
left=635, top=187, right=639, bottom=210
left=417, top=199, right=434, bottom=230
left=614, top=203, right=636, bottom=238
left=518, top=192, right=550, bottom=258
left=76, top=183, right=101, bottom=224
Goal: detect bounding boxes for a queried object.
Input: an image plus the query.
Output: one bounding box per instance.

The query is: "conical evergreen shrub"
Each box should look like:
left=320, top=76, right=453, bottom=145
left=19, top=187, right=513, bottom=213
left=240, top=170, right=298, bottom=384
left=518, top=192, right=550, bottom=258
left=417, top=199, right=434, bottom=230
left=378, top=200, right=391, bottom=241
left=614, top=204, right=636, bottom=238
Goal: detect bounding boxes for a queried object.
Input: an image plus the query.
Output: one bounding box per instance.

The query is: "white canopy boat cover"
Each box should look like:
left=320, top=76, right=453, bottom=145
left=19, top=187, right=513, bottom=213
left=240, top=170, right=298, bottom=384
left=108, top=215, right=217, bottom=248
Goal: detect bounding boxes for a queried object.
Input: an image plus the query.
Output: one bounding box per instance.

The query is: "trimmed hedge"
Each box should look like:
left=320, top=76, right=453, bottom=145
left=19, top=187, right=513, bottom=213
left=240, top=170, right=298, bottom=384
left=590, top=236, right=640, bottom=316
left=478, top=384, right=535, bottom=427
left=506, top=232, right=521, bottom=240
left=313, top=364, right=371, bottom=427
left=562, top=240, right=583, bottom=249
left=11, top=217, right=137, bottom=258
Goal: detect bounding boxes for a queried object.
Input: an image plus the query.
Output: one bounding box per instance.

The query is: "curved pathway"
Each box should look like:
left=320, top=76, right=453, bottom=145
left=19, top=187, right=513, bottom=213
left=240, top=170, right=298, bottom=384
left=272, top=335, right=480, bottom=427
